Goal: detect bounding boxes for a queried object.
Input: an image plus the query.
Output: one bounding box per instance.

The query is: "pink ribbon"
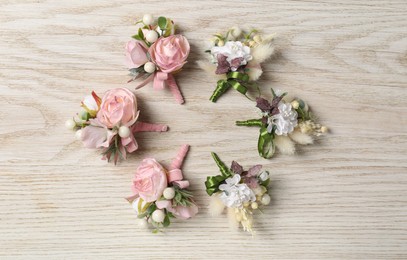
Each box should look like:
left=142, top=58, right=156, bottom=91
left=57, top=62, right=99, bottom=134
left=135, top=71, right=184, bottom=104
left=167, top=169, right=190, bottom=189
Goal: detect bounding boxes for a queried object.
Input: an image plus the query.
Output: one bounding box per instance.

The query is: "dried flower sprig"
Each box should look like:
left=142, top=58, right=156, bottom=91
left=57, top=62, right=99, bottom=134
left=125, top=14, right=190, bottom=104
left=126, top=145, right=198, bottom=233
left=198, top=27, right=275, bottom=102
left=65, top=87, right=168, bottom=164
left=236, top=88, right=328, bottom=159
left=205, top=153, right=271, bottom=233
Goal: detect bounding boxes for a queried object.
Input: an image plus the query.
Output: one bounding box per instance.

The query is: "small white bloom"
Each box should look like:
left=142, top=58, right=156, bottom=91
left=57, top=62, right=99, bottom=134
left=268, top=102, right=298, bottom=135
left=258, top=171, right=269, bottom=182
left=219, top=175, right=256, bottom=208
left=83, top=95, right=98, bottom=112
left=211, top=41, right=252, bottom=71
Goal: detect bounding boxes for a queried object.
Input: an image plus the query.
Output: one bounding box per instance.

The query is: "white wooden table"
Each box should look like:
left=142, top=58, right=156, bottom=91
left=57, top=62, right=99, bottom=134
left=1, top=0, right=406, bottom=259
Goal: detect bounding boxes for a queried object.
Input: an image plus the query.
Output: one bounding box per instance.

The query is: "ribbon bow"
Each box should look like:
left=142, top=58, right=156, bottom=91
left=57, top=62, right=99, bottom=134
left=235, top=119, right=276, bottom=159
left=155, top=145, right=199, bottom=219
left=209, top=71, right=250, bottom=102
left=205, top=152, right=232, bottom=195
left=136, top=71, right=184, bottom=104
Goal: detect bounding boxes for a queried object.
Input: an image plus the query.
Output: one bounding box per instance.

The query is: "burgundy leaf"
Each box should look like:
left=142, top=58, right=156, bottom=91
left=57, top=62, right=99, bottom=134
left=230, top=57, right=244, bottom=71
left=247, top=165, right=262, bottom=177
left=231, top=160, right=244, bottom=175
left=215, top=54, right=231, bottom=74
left=256, top=97, right=271, bottom=112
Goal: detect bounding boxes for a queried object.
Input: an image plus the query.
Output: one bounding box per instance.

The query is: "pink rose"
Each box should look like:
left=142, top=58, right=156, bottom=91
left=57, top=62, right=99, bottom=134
left=132, top=158, right=168, bottom=202
left=97, top=88, right=138, bottom=128
left=148, top=35, right=190, bottom=73
left=125, top=40, right=148, bottom=69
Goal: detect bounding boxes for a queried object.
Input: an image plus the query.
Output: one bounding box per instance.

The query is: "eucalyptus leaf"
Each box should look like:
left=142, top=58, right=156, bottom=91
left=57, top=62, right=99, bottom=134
left=146, top=204, right=157, bottom=214
left=158, top=16, right=167, bottom=30
left=132, top=34, right=142, bottom=41
left=163, top=215, right=170, bottom=227
left=138, top=28, right=144, bottom=39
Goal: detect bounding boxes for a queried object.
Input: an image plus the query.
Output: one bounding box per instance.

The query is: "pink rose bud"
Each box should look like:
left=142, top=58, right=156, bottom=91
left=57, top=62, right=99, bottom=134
left=131, top=158, right=168, bottom=202
left=125, top=40, right=148, bottom=69
left=97, top=88, right=138, bottom=128
left=148, top=35, right=190, bottom=73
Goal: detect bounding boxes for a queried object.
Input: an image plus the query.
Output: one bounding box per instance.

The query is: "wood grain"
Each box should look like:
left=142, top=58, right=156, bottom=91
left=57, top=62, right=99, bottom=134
left=0, top=0, right=406, bottom=259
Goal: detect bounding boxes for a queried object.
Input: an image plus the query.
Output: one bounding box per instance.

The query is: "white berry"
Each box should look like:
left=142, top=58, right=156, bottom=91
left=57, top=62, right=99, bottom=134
left=163, top=187, right=175, bottom=200
left=145, top=30, right=158, bottom=43
left=231, top=26, right=242, bottom=38
left=75, top=129, right=82, bottom=140
left=144, top=62, right=156, bottom=73
left=151, top=209, right=165, bottom=223
left=291, top=100, right=300, bottom=109
left=251, top=202, right=259, bottom=209
left=65, top=119, right=76, bottom=130
left=142, top=14, right=154, bottom=25
left=261, top=194, right=271, bottom=205
left=136, top=218, right=148, bottom=228
left=118, top=126, right=131, bottom=138
left=253, top=35, right=262, bottom=43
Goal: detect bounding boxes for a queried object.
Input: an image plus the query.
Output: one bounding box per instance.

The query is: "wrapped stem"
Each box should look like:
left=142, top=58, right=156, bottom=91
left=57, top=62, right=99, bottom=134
left=167, top=74, right=184, bottom=104
left=210, top=80, right=230, bottom=102
left=133, top=122, right=168, bottom=132
left=210, top=72, right=250, bottom=103
left=170, top=144, right=190, bottom=170
left=236, top=119, right=263, bottom=127
left=211, top=152, right=232, bottom=177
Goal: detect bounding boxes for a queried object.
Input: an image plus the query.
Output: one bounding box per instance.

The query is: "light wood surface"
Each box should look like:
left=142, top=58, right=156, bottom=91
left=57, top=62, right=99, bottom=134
left=1, top=0, right=406, bottom=259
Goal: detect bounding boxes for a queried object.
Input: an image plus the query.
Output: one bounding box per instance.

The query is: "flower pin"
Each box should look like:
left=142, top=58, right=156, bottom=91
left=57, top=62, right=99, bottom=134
left=205, top=153, right=271, bottom=233
left=65, top=87, right=168, bottom=164
left=126, top=145, right=198, bottom=233
left=198, top=27, right=275, bottom=102
left=125, top=14, right=190, bottom=104
left=236, top=88, right=329, bottom=159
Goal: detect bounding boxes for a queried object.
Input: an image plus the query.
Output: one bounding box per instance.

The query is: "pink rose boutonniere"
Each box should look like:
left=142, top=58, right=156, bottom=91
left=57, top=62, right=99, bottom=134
left=65, top=87, right=168, bottom=164
left=126, top=145, right=198, bottom=232
left=126, top=14, right=190, bottom=104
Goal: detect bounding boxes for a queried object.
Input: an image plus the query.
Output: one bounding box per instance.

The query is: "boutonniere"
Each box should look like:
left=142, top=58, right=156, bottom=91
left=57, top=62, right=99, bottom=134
left=198, top=27, right=275, bottom=102
left=126, top=145, right=198, bottom=233
left=125, top=14, right=190, bottom=104
left=65, top=87, right=168, bottom=164
left=205, top=153, right=271, bottom=233
left=236, top=88, right=328, bottom=159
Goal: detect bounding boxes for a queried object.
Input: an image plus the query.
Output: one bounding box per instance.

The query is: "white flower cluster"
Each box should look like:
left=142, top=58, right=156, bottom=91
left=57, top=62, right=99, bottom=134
left=211, top=41, right=252, bottom=71
left=218, top=175, right=256, bottom=208
left=267, top=102, right=298, bottom=135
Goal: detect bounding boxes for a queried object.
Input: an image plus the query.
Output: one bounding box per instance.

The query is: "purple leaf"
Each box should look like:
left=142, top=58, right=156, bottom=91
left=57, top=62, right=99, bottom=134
left=256, top=97, right=271, bottom=112
left=215, top=54, right=231, bottom=74
left=247, top=165, right=262, bottom=177
left=230, top=161, right=244, bottom=175
left=230, top=57, right=244, bottom=71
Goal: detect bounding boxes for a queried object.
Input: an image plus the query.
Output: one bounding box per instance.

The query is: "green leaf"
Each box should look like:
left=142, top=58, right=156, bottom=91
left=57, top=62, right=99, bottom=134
left=138, top=28, right=144, bottom=39
left=146, top=204, right=157, bottom=214
left=132, top=34, right=142, bottom=41
left=261, top=178, right=270, bottom=187
left=163, top=214, right=170, bottom=227
left=152, top=229, right=159, bottom=234
left=158, top=16, right=167, bottom=30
